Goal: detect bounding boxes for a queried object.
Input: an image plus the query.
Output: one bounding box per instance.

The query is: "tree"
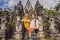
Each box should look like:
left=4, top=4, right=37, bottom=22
left=43, top=8, right=48, bottom=12
left=4, top=11, right=9, bottom=15
left=54, top=1, right=60, bottom=11
left=47, top=10, right=57, bottom=16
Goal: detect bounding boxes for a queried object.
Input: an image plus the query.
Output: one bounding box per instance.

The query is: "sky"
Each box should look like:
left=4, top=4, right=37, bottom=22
left=0, top=0, right=60, bottom=9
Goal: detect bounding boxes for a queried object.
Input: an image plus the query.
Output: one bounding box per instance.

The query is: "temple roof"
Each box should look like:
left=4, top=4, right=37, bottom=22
left=35, top=0, right=41, bottom=5
left=18, top=1, right=22, bottom=5
left=25, top=0, right=33, bottom=9
left=35, top=0, right=42, bottom=9
left=26, top=0, right=31, bottom=5
left=17, top=0, right=23, bottom=7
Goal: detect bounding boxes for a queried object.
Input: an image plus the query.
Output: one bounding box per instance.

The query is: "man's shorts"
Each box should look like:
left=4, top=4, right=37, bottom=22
left=34, top=29, right=39, bottom=33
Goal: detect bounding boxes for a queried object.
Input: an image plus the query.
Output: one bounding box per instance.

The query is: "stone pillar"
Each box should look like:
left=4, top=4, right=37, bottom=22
left=2, top=36, right=5, bottom=40
left=16, top=16, right=21, bottom=33
left=1, top=17, right=7, bottom=40
left=38, top=16, right=45, bottom=40
left=38, top=16, right=43, bottom=31
left=15, top=15, right=21, bottom=40
left=49, top=17, right=59, bottom=40
left=49, top=18, right=56, bottom=33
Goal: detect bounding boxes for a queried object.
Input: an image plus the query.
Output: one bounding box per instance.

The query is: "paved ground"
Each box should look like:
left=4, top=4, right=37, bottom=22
left=7, top=31, right=60, bottom=40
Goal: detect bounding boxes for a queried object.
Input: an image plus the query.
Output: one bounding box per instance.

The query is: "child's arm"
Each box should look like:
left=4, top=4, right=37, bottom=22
left=21, top=19, right=24, bottom=22
left=21, top=18, right=30, bottom=22
left=27, top=20, right=30, bottom=22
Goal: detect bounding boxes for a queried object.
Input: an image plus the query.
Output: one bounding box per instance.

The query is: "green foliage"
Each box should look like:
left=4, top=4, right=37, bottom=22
left=47, top=10, right=57, bottom=16
left=54, top=1, right=60, bottom=11
left=43, top=8, right=58, bottom=16
left=4, top=11, right=9, bottom=15
left=43, top=8, right=48, bottom=12
left=43, top=18, right=48, bottom=27
left=58, top=13, right=60, bottom=15
left=7, top=22, right=15, bottom=26
left=0, top=11, right=10, bottom=17
left=0, top=14, right=4, bottom=16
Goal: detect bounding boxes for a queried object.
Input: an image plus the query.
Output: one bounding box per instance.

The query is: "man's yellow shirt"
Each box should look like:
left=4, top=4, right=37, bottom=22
left=22, top=18, right=30, bottom=28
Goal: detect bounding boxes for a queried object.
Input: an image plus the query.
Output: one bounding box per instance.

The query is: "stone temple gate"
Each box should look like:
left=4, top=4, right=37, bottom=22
left=0, top=0, right=60, bottom=40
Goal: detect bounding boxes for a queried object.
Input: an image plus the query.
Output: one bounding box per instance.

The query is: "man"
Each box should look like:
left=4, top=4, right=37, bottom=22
left=21, top=13, right=30, bottom=40
left=30, top=13, right=39, bottom=38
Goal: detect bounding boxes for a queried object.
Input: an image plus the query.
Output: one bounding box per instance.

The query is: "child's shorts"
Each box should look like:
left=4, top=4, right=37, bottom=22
left=28, top=29, right=32, bottom=33
left=27, top=27, right=32, bottom=33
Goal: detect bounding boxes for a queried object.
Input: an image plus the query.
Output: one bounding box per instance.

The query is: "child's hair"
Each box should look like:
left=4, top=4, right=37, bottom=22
left=24, top=13, right=30, bottom=18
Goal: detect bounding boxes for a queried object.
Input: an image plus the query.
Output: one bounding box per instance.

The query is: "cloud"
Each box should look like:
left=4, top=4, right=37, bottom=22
left=0, top=0, right=8, bottom=8
left=3, top=0, right=8, bottom=2
left=39, top=0, right=60, bottom=9
left=0, top=0, right=60, bottom=9
left=0, top=0, right=19, bottom=8
left=21, top=0, right=60, bottom=9
left=8, top=0, right=19, bottom=8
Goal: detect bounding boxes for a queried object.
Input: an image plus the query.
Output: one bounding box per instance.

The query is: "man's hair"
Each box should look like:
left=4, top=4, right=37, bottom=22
left=31, top=13, right=36, bottom=16
left=24, top=13, right=29, bottom=15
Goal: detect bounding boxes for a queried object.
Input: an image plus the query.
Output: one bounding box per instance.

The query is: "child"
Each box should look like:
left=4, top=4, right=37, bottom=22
left=21, top=13, right=32, bottom=39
